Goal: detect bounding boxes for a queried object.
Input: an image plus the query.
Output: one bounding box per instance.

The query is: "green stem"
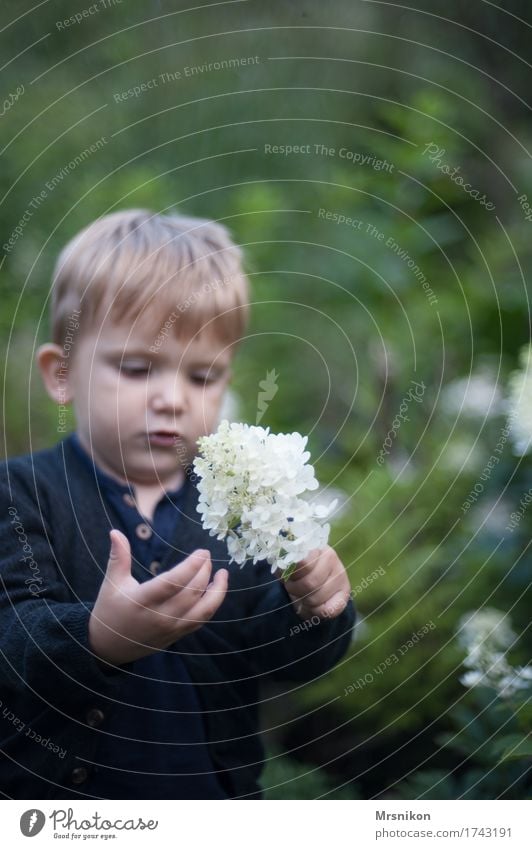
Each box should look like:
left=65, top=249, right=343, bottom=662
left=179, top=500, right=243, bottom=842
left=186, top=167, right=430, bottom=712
left=281, top=561, right=298, bottom=581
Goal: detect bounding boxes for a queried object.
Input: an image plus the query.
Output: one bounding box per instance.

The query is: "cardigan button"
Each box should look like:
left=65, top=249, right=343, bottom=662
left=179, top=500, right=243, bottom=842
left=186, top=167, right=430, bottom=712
left=71, top=766, right=89, bottom=785
left=122, top=493, right=136, bottom=508
left=149, top=560, right=161, bottom=576
left=135, top=522, right=152, bottom=540
left=85, top=708, right=105, bottom=728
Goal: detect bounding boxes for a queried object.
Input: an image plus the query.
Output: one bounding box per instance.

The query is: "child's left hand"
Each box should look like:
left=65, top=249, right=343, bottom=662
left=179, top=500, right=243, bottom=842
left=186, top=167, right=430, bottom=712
left=279, top=546, right=351, bottom=621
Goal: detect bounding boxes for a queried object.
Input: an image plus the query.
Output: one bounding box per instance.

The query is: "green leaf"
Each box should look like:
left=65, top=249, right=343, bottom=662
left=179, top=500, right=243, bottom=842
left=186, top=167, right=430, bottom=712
left=281, top=561, right=298, bottom=581
left=498, top=735, right=532, bottom=763
left=491, top=734, right=527, bottom=758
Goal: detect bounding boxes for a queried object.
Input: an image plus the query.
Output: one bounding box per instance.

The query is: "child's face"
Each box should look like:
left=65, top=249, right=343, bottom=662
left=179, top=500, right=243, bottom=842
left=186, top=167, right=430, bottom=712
left=65, top=317, right=233, bottom=486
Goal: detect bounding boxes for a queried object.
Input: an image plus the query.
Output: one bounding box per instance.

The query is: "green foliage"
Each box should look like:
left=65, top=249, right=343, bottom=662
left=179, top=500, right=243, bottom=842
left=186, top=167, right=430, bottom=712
left=395, top=688, right=531, bottom=799
left=497, top=735, right=532, bottom=764
left=262, top=749, right=360, bottom=800
left=1, top=0, right=531, bottom=800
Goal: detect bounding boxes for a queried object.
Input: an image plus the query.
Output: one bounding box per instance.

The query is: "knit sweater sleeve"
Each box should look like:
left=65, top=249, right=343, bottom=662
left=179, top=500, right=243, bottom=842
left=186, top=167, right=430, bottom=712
left=238, top=560, right=356, bottom=683
left=0, top=460, right=130, bottom=708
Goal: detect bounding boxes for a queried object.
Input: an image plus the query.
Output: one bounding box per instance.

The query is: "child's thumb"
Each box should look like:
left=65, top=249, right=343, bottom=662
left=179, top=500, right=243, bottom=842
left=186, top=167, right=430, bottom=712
left=107, top=529, right=132, bottom=578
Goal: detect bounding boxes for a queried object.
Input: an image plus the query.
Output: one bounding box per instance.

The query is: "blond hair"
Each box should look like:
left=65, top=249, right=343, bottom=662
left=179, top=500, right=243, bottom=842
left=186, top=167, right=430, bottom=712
left=51, top=208, right=249, bottom=352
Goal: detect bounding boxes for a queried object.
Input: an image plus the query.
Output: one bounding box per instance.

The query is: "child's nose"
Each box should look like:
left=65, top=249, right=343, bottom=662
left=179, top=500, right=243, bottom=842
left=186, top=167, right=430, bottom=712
left=150, top=374, right=188, bottom=412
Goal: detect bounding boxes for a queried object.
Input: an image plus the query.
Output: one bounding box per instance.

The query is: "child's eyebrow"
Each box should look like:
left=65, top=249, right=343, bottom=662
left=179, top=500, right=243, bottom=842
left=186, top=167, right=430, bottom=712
left=97, top=341, right=148, bottom=353
left=188, top=361, right=229, bottom=370
left=123, top=349, right=156, bottom=357
left=103, top=349, right=154, bottom=359
left=101, top=344, right=231, bottom=368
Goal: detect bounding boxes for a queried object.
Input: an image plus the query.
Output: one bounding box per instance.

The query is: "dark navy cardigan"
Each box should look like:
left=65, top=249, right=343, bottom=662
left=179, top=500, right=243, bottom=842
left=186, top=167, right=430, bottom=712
left=66, top=432, right=226, bottom=800
left=0, top=436, right=356, bottom=799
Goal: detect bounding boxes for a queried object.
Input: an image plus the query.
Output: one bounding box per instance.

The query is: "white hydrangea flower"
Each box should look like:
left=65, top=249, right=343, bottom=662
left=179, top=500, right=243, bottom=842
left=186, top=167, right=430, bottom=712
left=506, top=344, right=532, bottom=455
left=458, top=608, right=516, bottom=653
left=457, top=608, right=532, bottom=699
left=441, top=369, right=503, bottom=418
left=497, top=667, right=532, bottom=698
left=192, top=420, right=338, bottom=574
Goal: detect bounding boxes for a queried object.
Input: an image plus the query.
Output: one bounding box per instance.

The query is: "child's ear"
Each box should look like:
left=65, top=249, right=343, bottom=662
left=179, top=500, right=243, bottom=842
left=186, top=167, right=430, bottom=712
left=36, top=343, right=73, bottom=404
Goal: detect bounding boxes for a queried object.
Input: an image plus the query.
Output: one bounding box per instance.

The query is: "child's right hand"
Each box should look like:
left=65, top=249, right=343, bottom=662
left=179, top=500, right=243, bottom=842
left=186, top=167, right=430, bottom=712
left=88, top=529, right=228, bottom=666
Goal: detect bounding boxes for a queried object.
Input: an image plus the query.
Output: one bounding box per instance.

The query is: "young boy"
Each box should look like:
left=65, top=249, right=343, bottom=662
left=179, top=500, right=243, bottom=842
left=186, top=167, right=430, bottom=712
left=0, top=209, right=355, bottom=800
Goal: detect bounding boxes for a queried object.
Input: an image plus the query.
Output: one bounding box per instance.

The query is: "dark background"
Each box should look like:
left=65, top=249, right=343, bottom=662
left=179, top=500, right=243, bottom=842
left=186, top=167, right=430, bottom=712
left=1, top=0, right=531, bottom=798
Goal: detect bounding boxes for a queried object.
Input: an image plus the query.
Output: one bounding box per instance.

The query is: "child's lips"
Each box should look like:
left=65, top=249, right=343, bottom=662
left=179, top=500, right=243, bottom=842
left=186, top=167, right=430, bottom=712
left=147, top=431, right=182, bottom=448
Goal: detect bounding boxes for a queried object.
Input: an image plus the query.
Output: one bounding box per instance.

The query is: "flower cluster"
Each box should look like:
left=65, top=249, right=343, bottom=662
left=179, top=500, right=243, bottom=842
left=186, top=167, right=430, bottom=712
left=458, top=608, right=532, bottom=699
left=192, top=420, right=338, bottom=574
left=441, top=368, right=503, bottom=419
left=506, top=344, right=532, bottom=455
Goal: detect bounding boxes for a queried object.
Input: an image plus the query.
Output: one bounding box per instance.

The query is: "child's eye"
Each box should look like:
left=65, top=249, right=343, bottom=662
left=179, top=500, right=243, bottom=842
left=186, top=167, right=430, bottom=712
left=191, top=373, right=217, bottom=385
left=120, top=363, right=151, bottom=377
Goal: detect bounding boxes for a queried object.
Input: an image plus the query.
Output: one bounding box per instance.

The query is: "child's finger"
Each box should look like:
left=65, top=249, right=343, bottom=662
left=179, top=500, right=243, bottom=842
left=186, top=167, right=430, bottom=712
left=309, top=590, right=350, bottom=620
left=105, top=529, right=136, bottom=586
left=142, top=550, right=212, bottom=605
left=285, top=562, right=331, bottom=598
left=292, top=582, right=335, bottom=609
left=173, top=567, right=229, bottom=626
left=170, top=560, right=215, bottom=609
left=283, top=548, right=326, bottom=583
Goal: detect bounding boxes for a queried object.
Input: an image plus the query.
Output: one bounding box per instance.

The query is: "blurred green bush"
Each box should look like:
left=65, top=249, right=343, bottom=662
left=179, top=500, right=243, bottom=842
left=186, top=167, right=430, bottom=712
left=2, top=0, right=531, bottom=799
